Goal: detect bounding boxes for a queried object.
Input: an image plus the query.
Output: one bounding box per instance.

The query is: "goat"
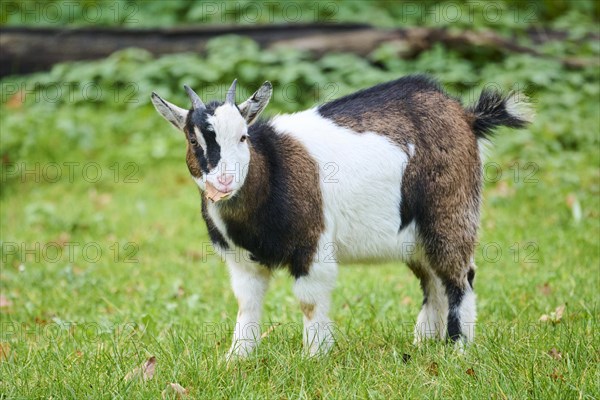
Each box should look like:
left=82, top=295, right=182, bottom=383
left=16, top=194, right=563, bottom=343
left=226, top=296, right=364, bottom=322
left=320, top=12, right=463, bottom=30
left=151, top=75, right=533, bottom=358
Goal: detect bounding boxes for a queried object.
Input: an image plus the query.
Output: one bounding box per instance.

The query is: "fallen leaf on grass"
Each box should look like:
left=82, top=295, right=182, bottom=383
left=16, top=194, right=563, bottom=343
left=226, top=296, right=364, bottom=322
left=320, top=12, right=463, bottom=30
left=260, top=323, right=281, bottom=339
left=555, top=305, right=565, bottom=319
left=427, top=362, right=439, bottom=376
left=466, top=367, right=476, bottom=377
left=185, top=250, right=203, bottom=262
left=162, top=383, right=188, bottom=399
left=88, top=189, right=112, bottom=209
left=0, top=343, right=10, bottom=361
left=539, top=305, right=565, bottom=324
left=538, top=283, right=552, bottom=296
left=548, top=348, right=562, bottom=361
left=51, top=232, right=71, bottom=247
left=5, top=90, right=25, bottom=109
left=124, top=356, right=156, bottom=381
left=0, top=295, right=12, bottom=308
left=401, top=296, right=413, bottom=305
left=565, top=194, right=582, bottom=223
left=549, top=368, right=564, bottom=381
left=492, top=181, right=515, bottom=198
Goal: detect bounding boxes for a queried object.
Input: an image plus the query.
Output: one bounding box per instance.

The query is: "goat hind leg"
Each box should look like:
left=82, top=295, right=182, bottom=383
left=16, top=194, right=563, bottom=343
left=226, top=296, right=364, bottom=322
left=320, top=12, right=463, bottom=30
left=410, top=261, right=448, bottom=343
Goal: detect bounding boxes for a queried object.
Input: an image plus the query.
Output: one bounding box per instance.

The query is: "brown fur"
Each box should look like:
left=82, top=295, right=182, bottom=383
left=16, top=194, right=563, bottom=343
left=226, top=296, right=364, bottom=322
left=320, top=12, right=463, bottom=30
left=185, top=141, right=202, bottom=178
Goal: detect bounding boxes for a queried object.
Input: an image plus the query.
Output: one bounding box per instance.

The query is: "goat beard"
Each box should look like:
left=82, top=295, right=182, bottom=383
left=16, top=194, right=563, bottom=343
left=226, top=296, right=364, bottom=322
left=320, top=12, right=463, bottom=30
left=205, top=181, right=232, bottom=203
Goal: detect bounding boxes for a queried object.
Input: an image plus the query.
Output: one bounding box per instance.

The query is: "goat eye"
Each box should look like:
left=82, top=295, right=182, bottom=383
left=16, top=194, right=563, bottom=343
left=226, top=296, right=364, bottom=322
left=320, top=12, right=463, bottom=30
left=189, top=137, right=198, bottom=146
left=240, top=135, right=248, bottom=143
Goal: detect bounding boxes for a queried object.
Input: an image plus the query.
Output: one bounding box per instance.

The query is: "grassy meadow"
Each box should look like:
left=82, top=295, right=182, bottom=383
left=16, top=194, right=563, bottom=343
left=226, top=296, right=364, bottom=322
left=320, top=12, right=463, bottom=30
left=1, top=1, right=599, bottom=398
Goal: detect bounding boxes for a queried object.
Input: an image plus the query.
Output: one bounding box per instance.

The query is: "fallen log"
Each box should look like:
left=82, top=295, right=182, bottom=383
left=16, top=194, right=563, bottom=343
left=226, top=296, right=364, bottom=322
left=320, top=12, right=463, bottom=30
left=1, top=24, right=596, bottom=77
left=2, top=24, right=371, bottom=76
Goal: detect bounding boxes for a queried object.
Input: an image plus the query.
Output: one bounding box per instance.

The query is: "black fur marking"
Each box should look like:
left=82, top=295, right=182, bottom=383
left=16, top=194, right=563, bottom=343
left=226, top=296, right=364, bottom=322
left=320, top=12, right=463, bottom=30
left=399, top=199, right=414, bottom=232
left=191, top=143, right=209, bottom=174
left=421, top=279, right=428, bottom=307
left=318, top=74, right=447, bottom=121
left=186, top=101, right=224, bottom=173
left=290, top=246, right=314, bottom=279
left=401, top=169, right=428, bottom=237
left=468, top=90, right=529, bottom=139
left=444, top=281, right=465, bottom=342
left=447, top=314, right=462, bottom=342
left=467, top=267, right=475, bottom=289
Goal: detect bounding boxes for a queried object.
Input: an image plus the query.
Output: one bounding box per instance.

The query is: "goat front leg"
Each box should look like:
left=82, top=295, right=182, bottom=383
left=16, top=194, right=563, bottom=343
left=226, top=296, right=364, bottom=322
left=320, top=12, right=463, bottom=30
left=293, top=259, right=337, bottom=356
left=226, top=253, right=271, bottom=360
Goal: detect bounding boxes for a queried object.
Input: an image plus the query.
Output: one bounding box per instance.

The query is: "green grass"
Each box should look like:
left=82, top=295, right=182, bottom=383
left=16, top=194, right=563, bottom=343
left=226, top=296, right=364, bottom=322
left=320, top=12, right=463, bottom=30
left=1, top=102, right=599, bottom=400
left=1, top=14, right=599, bottom=398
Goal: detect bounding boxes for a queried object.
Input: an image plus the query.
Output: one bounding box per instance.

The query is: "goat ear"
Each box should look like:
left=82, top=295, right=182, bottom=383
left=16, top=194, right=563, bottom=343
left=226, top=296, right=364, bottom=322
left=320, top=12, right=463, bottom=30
left=151, top=92, right=188, bottom=130
left=238, top=81, right=272, bottom=126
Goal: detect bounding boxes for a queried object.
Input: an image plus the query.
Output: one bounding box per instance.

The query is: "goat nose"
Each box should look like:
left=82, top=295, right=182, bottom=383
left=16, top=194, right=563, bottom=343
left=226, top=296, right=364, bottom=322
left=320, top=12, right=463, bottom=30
left=217, top=174, right=234, bottom=186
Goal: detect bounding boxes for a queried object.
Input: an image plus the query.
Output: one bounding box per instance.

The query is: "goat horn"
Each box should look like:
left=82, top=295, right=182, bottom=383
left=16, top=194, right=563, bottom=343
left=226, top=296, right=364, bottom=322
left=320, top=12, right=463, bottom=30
left=226, top=79, right=237, bottom=105
left=183, top=85, right=205, bottom=110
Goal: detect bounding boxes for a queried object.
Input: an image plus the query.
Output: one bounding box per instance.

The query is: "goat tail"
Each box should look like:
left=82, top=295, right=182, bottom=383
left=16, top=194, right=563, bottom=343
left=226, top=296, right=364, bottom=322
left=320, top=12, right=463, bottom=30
left=468, top=89, right=534, bottom=140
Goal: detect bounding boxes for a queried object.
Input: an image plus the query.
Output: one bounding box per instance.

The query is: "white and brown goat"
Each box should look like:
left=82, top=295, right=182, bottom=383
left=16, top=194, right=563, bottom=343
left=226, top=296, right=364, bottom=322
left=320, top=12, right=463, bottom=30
left=151, top=75, right=533, bottom=358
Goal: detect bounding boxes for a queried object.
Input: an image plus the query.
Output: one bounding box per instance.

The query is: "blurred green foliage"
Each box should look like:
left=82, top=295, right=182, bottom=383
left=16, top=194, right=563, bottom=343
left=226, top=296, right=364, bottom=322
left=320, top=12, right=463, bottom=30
left=1, top=31, right=598, bottom=178
left=1, top=0, right=598, bottom=32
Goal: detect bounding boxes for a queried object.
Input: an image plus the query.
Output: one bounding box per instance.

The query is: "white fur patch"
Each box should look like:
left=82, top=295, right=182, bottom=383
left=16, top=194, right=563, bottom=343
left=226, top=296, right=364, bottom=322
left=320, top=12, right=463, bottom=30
left=205, top=201, right=230, bottom=246
left=458, top=289, right=477, bottom=342
left=505, top=92, right=535, bottom=123
left=225, top=252, right=271, bottom=359
left=271, top=109, right=416, bottom=263
left=477, top=138, right=491, bottom=163
left=200, top=104, right=250, bottom=194
left=193, top=175, right=206, bottom=191
left=193, top=127, right=208, bottom=149
left=293, top=254, right=337, bottom=356
left=414, top=271, right=448, bottom=343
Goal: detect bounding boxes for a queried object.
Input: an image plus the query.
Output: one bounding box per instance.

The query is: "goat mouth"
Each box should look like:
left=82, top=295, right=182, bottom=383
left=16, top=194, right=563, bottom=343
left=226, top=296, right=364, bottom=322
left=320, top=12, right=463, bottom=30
left=205, top=181, right=233, bottom=203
